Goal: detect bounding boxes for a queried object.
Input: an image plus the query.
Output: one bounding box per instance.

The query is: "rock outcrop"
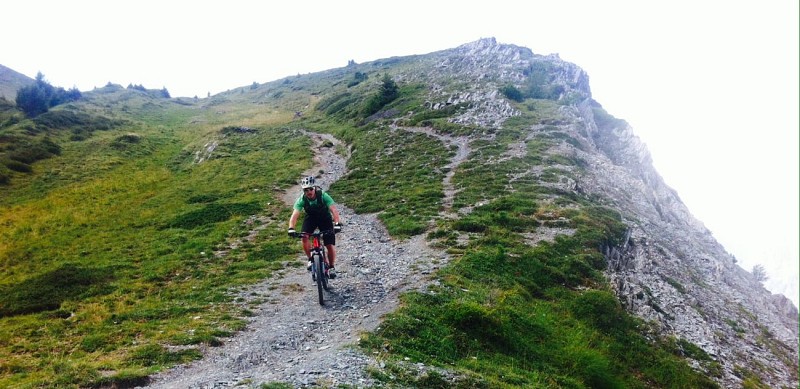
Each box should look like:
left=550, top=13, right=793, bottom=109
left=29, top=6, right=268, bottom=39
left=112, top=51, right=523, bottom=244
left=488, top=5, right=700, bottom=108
left=581, top=110, right=798, bottom=388
left=425, top=37, right=799, bottom=388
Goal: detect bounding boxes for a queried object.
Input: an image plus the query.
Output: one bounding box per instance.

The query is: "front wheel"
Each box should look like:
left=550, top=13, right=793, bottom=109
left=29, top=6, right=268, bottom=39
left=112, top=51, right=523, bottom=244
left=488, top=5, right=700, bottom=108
left=321, top=251, right=329, bottom=291
left=313, top=253, right=325, bottom=305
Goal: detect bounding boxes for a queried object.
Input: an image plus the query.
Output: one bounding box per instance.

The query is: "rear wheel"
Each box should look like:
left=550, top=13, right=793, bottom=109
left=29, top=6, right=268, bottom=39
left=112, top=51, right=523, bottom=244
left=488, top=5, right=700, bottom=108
left=313, top=253, right=325, bottom=305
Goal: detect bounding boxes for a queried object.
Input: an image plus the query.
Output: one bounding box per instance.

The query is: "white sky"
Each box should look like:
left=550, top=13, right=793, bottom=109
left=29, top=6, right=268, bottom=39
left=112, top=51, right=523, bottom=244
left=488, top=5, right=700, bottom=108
left=4, top=0, right=798, bottom=307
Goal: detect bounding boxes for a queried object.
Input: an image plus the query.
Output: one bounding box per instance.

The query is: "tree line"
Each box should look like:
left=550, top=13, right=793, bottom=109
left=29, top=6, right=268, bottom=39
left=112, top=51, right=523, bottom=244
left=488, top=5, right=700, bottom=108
left=15, top=72, right=82, bottom=118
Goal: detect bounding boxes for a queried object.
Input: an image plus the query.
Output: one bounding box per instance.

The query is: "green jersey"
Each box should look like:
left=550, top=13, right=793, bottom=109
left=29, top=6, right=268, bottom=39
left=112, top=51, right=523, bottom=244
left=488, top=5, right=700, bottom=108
left=294, top=189, right=335, bottom=214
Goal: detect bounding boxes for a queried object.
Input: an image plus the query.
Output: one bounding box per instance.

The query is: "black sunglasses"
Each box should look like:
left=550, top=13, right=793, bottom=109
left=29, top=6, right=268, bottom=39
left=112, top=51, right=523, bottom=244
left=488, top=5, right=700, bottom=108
left=303, top=187, right=314, bottom=192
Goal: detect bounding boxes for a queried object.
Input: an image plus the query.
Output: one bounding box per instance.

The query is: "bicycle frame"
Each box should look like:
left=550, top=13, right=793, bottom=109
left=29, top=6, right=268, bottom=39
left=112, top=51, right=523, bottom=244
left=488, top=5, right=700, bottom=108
left=308, top=233, right=326, bottom=261
left=302, top=230, right=330, bottom=268
left=298, top=229, right=335, bottom=305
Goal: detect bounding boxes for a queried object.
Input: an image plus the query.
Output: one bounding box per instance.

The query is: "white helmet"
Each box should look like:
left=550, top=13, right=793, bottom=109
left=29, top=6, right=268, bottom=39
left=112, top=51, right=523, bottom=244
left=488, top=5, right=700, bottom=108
left=300, top=176, right=315, bottom=189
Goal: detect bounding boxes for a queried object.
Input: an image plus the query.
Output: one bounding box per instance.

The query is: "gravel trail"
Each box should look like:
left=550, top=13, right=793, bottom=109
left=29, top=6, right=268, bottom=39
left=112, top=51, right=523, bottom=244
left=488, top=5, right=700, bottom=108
left=141, top=130, right=464, bottom=388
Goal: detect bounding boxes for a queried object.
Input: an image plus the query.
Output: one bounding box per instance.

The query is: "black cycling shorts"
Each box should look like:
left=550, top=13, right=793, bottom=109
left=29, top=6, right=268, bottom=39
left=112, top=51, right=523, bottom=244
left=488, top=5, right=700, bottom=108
left=301, top=214, right=335, bottom=245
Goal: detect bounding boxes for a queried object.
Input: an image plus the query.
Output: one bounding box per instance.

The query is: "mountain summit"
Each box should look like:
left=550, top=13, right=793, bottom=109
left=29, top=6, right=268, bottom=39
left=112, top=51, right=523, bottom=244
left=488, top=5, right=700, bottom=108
left=0, top=38, right=796, bottom=388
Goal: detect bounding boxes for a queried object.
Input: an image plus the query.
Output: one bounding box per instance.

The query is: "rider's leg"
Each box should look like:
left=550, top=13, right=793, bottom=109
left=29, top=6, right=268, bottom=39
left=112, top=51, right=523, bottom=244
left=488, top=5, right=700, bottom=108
left=326, top=244, right=336, bottom=267
left=301, top=236, right=312, bottom=258
left=300, top=217, right=317, bottom=260
left=319, top=216, right=336, bottom=267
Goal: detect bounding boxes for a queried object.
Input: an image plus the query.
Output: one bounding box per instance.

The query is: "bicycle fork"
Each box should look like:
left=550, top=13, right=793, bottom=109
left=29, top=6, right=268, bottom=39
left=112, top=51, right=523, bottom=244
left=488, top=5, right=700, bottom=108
left=310, top=249, right=329, bottom=278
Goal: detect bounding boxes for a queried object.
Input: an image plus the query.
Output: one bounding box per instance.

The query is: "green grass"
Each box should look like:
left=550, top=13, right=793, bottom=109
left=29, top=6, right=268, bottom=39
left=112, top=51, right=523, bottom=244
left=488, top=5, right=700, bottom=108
left=0, top=87, right=315, bottom=387
left=361, top=198, right=717, bottom=388
left=327, top=123, right=451, bottom=238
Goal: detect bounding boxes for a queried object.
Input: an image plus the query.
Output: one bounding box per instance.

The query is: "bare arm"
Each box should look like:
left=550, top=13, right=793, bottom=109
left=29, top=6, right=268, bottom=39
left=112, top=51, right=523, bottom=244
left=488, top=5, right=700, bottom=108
left=329, top=205, right=341, bottom=225
left=288, top=209, right=301, bottom=229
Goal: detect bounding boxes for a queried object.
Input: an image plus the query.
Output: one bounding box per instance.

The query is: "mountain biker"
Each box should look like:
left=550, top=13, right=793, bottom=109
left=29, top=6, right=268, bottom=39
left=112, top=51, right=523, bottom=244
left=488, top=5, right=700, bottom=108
left=287, top=176, right=342, bottom=278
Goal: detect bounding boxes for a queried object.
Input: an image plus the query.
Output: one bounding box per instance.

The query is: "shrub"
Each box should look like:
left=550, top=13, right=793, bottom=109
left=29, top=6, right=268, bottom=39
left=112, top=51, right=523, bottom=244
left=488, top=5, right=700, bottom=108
left=33, top=110, right=87, bottom=128
left=0, top=264, right=114, bottom=317
left=247, top=242, right=294, bottom=262
left=166, top=202, right=262, bottom=229
left=570, top=290, right=626, bottom=334
left=444, top=301, right=514, bottom=353
left=8, top=140, right=59, bottom=163
left=15, top=72, right=81, bottom=117
left=127, top=83, right=147, bottom=91
left=500, top=85, right=524, bottom=102
left=405, top=103, right=466, bottom=126
left=3, top=158, right=32, bottom=172
left=111, top=133, right=143, bottom=150
left=363, top=74, right=399, bottom=116
left=127, top=344, right=201, bottom=366
left=559, top=347, right=621, bottom=389
left=347, top=71, right=368, bottom=87
left=453, top=218, right=487, bottom=233
left=316, top=92, right=360, bottom=117
left=186, top=193, right=222, bottom=203
left=16, top=83, right=49, bottom=117
left=115, top=133, right=141, bottom=143
left=592, top=107, right=626, bottom=130
left=751, top=264, right=768, bottom=282
left=34, top=110, right=122, bottom=131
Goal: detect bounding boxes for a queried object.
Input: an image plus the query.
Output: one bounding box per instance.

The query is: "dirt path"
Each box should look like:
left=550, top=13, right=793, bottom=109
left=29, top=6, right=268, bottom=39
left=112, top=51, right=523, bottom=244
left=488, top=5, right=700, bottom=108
left=141, top=129, right=469, bottom=388
left=392, top=125, right=471, bottom=217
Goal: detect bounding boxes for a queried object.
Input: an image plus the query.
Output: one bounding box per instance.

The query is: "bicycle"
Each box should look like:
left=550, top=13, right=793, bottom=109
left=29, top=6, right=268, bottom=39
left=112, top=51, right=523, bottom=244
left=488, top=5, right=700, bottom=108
left=293, top=229, right=337, bottom=305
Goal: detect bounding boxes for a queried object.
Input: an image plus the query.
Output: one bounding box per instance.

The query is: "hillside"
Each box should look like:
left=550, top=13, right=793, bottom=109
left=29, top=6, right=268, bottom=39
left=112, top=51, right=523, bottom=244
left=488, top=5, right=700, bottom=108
left=0, top=64, right=34, bottom=102
left=0, top=38, right=797, bottom=388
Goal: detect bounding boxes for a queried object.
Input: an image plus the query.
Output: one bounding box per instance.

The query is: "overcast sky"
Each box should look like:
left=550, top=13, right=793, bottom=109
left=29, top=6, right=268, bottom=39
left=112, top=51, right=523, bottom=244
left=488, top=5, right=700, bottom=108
left=4, top=0, right=798, bottom=306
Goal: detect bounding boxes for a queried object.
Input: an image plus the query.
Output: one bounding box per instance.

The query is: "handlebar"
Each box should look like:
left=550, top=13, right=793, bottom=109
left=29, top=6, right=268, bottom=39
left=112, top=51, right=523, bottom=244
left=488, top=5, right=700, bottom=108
left=291, top=229, right=339, bottom=239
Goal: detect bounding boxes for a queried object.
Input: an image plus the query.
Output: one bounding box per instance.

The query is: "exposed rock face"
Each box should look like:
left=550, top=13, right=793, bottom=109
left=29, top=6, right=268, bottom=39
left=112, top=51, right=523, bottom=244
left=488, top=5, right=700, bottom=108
left=427, top=38, right=798, bottom=388
left=415, top=37, right=592, bottom=129
left=579, top=107, right=798, bottom=388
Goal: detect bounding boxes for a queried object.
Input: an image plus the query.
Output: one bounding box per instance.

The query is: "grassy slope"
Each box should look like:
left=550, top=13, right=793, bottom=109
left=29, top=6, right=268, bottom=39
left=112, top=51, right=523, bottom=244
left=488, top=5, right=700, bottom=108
left=334, top=93, right=718, bottom=387
left=0, top=83, right=316, bottom=387
left=0, top=60, right=720, bottom=388
left=0, top=65, right=34, bottom=102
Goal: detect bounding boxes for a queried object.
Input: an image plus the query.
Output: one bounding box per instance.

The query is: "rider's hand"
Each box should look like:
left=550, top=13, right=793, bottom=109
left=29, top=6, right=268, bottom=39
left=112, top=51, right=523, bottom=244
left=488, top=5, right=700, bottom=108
left=333, top=222, right=342, bottom=233
left=288, top=228, right=296, bottom=237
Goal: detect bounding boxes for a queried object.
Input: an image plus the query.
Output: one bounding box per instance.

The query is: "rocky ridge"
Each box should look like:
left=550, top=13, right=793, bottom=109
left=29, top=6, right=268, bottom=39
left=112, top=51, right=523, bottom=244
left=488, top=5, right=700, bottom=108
left=569, top=101, right=798, bottom=387
left=429, top=38, right=799, bottom=388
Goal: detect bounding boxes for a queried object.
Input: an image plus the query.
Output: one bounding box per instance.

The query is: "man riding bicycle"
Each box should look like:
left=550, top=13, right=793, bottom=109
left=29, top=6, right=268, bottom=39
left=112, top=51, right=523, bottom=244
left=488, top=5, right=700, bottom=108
left=288, top=176, right=342, bottom=278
